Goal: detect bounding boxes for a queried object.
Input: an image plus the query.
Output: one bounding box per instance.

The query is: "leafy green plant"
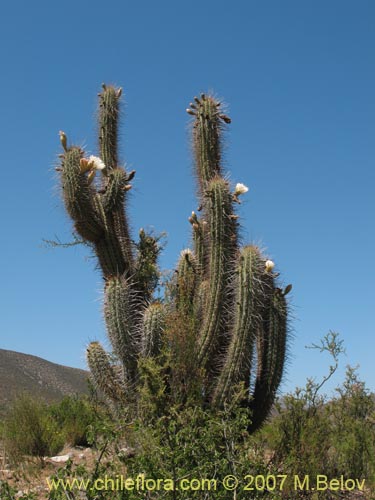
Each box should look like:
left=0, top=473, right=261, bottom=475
left=126, top=401, right=269, bottom=499
left=330, top=365, right=375, bottom=480
left=57, top=85, right=291, bottom=431
left=0, top=481, right=37, bottom=500
left=258, top=332, right=375, bottom=498
left=45, top=391, right=271, bottom=500
left=49, top=395, right=97, bottom=447
left=3, top=394, right=64, bottom=466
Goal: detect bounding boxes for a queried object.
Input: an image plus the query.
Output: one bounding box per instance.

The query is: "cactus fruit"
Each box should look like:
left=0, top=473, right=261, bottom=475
left=58, top=85, right=290, bottom=432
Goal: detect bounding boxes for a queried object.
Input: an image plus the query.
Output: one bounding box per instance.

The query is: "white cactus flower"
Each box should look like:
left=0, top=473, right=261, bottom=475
left=88, top=155, right=106, bottom=171
left=265, top=260, right=275, bottom=273
left=234, top=183, right=249, bottom=195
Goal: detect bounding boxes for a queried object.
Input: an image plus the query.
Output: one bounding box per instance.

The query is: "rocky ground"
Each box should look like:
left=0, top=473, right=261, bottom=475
left=0, top=449, right=373, bottom=499
left=0, top=446, right=97, bottom=498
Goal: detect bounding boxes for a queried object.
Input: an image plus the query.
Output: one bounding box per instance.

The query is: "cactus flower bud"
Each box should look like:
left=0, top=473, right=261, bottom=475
left=87, top=170, right=96, bottom=185
left=219, top=114, right=231, bottom=124
left=79, top=158, right=92, bottom=174
left=126, top=170, right=136, bottom=182
left=284, top=284, right=293, bottom=296
left=59, top=131, right=68, bottom=151
left=189, top=211, right=199, bottom=224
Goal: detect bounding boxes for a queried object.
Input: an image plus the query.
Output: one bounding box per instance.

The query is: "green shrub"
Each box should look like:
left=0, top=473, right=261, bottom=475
left=257, top=333, right=375, bottom=498
left=330, top=365, right=375, bottom=480
left=3, top=394, right=64, bottom=465
left=261, top=383, right=332, bottom=483
left=46, top=396, right=271, bottom=500
left=49, top=395, right=97, bottom=447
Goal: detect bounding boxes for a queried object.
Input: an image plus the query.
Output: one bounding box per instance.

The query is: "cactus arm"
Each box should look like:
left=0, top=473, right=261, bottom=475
left=248, top=287, right=288, bottom=432
left=189, top=97, right=239, bottom=377
left=86, top=341, right=126, bottom=403
left=196, top=177, right=236, bottom=371
left=60, top=147, right=104, bottom=242
left=189, top=214, right=208, bottom=277
left=84, top=193, right=129, bottom=278
left=190, top=95, right=224, bottom=195
left=134, top=229, right=161, bottom=303
left=104, top=276, right=141, bottom=383
left=109, top=208, right=134, bottom=276
left=95, top=230, right=128, bottom=277
left=189, top=95, right=233, bottom=277
left=175, top=249, right=197, bottom=316
left=61, top=148, right=133, bottom=277
left=98, top=84, right=121, bottom=171
left=101, top=167, right=128, bottom=212
left=142, top=302, right=166, bottom=357
left=193, top=279, right=209, bottom=322
left=97, top=86, right=134, bottom=278
left=212, top=245, right=263, bottom=406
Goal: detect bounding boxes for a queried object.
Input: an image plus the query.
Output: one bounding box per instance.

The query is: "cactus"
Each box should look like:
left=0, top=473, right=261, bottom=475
left=58, top=85, right=290, bottom=432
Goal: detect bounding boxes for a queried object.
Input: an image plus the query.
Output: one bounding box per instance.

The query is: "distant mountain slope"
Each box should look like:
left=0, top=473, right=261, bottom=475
left=0, top=349, right=89, bottom=412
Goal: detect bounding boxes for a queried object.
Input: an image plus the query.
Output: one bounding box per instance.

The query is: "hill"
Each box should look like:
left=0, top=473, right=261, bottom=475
left=0, top=349, right=89, bottom=413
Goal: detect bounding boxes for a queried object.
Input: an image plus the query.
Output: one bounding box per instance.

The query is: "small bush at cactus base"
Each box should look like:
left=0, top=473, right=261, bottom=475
left=57, top=84, right=291, bottom=433
left=2, top=394, right=65, bottom=466
left=1, top=394, right=100, bottom=467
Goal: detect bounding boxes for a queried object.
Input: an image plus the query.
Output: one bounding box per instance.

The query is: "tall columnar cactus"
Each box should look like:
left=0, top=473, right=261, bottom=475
left=58, top=85, right=291, bottom=432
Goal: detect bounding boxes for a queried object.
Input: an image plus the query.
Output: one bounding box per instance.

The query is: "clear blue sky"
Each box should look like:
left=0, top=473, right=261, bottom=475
left=0, top=0, right=374, bottom=396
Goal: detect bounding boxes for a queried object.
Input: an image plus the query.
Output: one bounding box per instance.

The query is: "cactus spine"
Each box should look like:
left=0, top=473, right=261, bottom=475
left=58, top=86, right=290, bottom=432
